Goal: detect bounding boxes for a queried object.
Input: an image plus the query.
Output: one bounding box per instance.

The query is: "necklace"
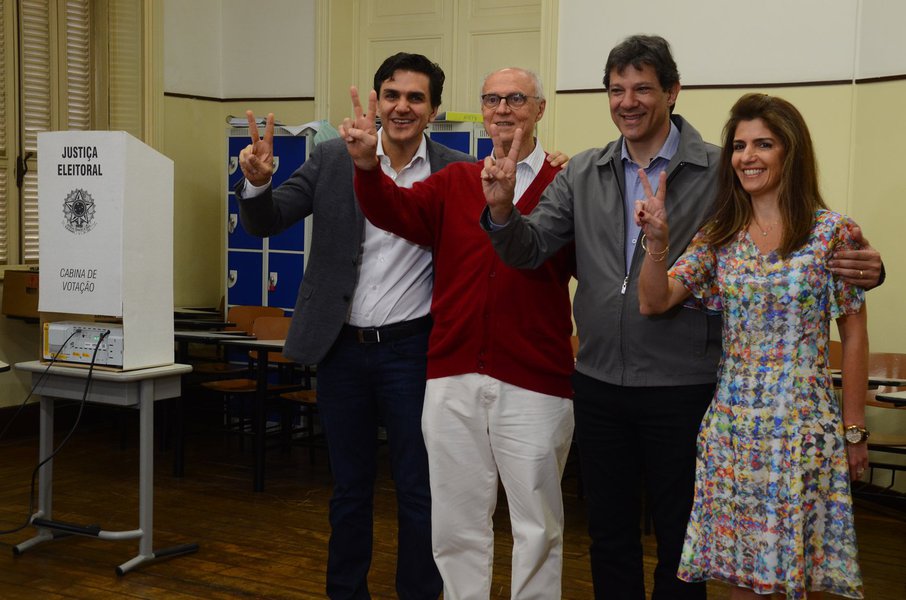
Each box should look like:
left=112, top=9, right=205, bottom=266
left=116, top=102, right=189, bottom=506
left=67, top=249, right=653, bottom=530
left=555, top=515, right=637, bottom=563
left=750, top=217, right=778, bottom=237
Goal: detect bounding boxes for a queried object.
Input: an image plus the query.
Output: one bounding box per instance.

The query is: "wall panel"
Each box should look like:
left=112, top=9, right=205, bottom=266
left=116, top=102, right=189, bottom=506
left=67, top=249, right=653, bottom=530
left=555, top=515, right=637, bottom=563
left=356, top=0, right=547, bottom=121
left=557, top=0, right=872, bottom=90
left=460, top=30, right=541, bottom=111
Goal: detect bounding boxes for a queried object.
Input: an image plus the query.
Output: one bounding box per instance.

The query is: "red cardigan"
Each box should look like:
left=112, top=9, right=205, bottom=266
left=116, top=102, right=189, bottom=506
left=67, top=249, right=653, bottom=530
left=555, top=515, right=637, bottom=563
left=354, top=160, right=575, bottom=399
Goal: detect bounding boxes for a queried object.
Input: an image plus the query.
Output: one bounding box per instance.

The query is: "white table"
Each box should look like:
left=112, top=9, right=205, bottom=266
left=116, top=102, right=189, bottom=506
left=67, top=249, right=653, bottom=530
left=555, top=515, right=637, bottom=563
left=875, top=389, right=906, bottom=408
left=12, top=360, right=198, bottom=575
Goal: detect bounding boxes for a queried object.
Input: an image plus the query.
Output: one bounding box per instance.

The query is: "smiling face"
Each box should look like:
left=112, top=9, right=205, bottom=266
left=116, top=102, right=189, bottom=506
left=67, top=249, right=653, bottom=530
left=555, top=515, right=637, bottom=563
left=731, top=118, right=785, bottom=201
left=481, top=69, right=546, bottom=160
left=376, top=69, right=438, bottom=150
left=607, top=63, right=678, bottom=161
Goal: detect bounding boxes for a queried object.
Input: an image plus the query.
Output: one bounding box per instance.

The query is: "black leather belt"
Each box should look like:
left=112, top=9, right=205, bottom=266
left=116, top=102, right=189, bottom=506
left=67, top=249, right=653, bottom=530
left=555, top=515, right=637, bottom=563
left=343, top=315, right=432, bottom=344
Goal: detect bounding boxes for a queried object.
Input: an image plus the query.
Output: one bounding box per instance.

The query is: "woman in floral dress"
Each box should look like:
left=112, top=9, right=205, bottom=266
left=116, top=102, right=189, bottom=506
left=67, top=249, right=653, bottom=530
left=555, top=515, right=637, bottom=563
left=635, top=93, right=869, bottom=599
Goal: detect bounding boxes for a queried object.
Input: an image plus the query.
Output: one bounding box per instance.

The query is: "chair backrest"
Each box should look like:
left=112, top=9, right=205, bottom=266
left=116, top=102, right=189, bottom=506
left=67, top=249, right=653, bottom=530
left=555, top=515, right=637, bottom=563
left=831, top=341, right=906, bottom=381
left=227, top=305, right=284, bottom=334
left=868, top=352, right=906, bottom=381
left=828, top=340, right=843, bottom=370
left=250, top=316, right=293, bottom=364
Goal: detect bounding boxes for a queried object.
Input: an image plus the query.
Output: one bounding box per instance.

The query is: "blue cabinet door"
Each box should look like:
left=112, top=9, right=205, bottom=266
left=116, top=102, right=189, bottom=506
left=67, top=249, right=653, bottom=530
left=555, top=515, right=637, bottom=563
left=227, top=251, right=264, bottom=306
left=265, top=252, right=304, bottom=311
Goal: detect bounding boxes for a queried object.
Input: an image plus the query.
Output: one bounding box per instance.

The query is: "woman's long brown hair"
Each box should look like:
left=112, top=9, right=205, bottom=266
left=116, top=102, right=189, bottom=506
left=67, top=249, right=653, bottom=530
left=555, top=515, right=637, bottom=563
left=703, top=93, right=828, bottom=256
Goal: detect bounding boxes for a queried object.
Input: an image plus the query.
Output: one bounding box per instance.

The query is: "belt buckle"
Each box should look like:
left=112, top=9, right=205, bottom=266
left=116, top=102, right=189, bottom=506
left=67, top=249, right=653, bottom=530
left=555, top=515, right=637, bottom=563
left=357, top=328, right=380, bottom=343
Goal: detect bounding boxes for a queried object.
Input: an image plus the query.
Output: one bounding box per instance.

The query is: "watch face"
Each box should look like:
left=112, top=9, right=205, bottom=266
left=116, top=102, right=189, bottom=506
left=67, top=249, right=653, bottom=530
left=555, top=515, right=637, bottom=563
left=845, top=427, right=865, bottom=443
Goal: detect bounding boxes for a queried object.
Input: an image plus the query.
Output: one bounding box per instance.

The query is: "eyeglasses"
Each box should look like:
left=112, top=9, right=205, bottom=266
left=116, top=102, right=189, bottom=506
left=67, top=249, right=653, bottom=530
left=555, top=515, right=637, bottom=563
left=480, top=93, right=539, bottom=109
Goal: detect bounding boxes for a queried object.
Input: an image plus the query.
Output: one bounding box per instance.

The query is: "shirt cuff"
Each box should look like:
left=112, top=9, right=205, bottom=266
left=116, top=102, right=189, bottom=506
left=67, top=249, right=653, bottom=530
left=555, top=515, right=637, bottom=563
left=242, top=178, right=272, bottom=198
left=479, top=206, right=511, bottom=231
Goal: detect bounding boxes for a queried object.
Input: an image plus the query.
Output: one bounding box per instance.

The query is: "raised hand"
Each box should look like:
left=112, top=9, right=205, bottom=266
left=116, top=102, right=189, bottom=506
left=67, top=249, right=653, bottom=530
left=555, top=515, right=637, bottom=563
left=339, top=86, right=379, bottom=170
left=239, top=111, right=275, bottom=187
left=482, top=125, right=523, bottom=224
left=635, top=169, right=669, bottom=251
left=636, top=169, right=688, bottom=314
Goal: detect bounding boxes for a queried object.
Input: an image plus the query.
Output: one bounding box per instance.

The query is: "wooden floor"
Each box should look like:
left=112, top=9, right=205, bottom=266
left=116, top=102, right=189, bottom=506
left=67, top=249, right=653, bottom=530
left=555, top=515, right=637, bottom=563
left=0, top=401, right=904, bottom=599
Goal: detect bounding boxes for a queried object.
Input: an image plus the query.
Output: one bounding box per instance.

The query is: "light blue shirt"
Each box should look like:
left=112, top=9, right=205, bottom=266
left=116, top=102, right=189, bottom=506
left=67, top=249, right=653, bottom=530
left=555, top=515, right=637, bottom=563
left=621, top=121, right=680, bottom=272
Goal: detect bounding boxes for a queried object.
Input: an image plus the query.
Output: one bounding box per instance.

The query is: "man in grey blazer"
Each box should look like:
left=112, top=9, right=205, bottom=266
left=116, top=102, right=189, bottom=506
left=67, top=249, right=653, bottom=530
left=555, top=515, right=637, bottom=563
left=236, top=53, right=470, bottom=600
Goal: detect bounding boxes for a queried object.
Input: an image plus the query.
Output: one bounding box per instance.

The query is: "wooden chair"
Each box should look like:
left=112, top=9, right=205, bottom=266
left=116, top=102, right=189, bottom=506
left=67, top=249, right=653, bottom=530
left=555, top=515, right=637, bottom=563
left=852, top=385, right=906, bottom=506
left=828, top=339, right=843, bottom=370
left=279, top=387, right=324, bottom=465
left=189, top=305, right=285, bottom=379
left=866, top=352, right=906, bottom=387
left=200, top=316, right=304, bottom=454
left=832, top=344, right=906, bottom=507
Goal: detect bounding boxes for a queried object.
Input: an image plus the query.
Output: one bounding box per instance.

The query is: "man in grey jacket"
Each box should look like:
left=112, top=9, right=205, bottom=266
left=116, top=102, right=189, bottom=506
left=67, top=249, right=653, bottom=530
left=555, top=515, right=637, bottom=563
left=481, top=35, right=883, bottom=599
left=236, top=53, right=470, bottom=600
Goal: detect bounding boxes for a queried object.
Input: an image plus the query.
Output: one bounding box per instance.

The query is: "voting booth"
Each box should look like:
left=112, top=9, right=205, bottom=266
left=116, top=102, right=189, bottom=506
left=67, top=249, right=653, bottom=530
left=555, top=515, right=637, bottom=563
left=37, top=131, right=174, bottom=370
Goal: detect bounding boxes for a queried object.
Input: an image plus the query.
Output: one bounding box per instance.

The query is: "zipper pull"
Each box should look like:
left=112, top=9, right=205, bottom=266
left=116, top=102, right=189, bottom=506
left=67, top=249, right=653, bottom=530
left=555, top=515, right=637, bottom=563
left=620, top=275, right=629, bottom=295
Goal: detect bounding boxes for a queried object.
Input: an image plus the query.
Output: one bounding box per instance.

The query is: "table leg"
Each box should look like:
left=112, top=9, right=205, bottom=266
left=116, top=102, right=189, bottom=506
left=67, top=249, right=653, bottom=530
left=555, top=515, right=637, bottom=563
left=38, top=396, right=54, bottom=520
left=12, top=398, right=57, bottom=554
left=253, top=350, right=269, bottom=492
left=172, top=395, right=185, bottom=477
left=117, top=380, right=198, bottom=575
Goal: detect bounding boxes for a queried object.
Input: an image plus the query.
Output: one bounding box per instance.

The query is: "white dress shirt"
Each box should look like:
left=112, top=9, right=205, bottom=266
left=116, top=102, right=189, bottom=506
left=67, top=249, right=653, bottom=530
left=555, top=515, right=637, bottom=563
left=347, top=130, right=433, bottom=326
left=513, top=139, right=546, bottom=206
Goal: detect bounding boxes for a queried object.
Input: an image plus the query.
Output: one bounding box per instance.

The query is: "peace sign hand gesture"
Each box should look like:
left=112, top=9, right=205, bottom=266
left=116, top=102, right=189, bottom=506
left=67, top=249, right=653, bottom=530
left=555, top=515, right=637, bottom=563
left=634, top=169, right=670, bottom=252
left=482, top=124, right=523, bottom=225
left=239, top=110, right=275, bottom=187
left=339, top=86, right=380, bottom=170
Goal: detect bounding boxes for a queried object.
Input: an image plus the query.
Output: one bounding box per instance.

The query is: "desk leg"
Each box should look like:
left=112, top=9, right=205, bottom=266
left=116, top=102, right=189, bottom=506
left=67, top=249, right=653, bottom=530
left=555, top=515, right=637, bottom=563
left=38, top=396, right=54, bottom=520
left=12, top=398, right=57, bottom=554
left=117, top=380, right=198, bottom=575
left=253, top=350, right=269, bottom=493
left=139, top=381, right=154, bottom=557
left=172, top=395, right=185, bottom=478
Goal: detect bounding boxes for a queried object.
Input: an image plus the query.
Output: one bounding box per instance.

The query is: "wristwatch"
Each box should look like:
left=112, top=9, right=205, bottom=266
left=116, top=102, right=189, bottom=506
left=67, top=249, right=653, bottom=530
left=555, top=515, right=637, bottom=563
left=844, top=424, right=870, bottom=444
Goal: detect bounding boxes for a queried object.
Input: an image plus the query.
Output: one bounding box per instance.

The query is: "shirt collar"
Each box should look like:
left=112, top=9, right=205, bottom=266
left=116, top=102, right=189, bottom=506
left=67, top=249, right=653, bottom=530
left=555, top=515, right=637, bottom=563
left=376, top=128, right=428, bottom=170
left=620, top=120, right=680, bottom=166
left=519, top=138, right=546, bottom=176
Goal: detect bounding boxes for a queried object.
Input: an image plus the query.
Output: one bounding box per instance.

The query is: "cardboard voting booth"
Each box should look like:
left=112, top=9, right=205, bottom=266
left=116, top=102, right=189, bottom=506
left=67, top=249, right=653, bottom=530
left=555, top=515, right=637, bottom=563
left=37, top=131, right=174, bottom=370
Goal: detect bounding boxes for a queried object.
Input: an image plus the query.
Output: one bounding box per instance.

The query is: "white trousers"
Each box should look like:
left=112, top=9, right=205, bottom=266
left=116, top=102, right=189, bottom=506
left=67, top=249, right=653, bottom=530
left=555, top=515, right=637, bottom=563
left=423, top=373, right=575, bottom=600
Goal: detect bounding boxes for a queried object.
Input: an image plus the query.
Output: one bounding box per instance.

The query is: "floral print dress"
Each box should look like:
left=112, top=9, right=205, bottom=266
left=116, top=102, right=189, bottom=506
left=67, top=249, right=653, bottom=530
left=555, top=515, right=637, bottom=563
left=672, top=210, right=864, bottom=599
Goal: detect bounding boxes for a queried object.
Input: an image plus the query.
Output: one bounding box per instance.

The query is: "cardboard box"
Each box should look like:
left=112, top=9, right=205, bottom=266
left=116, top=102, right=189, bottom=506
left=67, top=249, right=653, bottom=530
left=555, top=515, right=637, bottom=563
left=2, top=269, right=40, bottom=319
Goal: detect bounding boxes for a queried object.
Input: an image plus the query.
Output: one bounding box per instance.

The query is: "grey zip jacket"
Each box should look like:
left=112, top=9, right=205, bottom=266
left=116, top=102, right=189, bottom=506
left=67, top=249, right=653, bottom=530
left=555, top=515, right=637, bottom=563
left=484, top=115, right=723, bottom=387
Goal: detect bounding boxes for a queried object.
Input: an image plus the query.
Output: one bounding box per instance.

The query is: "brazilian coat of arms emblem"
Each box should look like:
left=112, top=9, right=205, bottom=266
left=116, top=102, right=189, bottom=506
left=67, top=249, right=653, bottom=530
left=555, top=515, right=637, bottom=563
left=63, top=188, right=97, bottom=234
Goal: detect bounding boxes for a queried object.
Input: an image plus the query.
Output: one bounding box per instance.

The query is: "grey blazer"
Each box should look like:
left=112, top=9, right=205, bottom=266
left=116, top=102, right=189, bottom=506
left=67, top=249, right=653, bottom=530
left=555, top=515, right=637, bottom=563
left=237, top=135, right=473, bottom=365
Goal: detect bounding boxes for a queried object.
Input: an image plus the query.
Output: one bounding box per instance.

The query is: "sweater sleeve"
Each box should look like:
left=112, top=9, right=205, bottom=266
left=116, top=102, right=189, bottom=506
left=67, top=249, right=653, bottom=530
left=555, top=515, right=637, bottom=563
left=353, top=165, right=445, bottom=247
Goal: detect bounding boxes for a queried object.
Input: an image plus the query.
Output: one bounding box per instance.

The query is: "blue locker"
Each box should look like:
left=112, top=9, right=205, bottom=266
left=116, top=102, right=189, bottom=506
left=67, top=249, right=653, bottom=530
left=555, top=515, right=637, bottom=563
left=428, top=130, right=471, bottom=155
left=227, top=251, right=264, bottom=306
left=428, top=121, right=478, bottom=157
left=227, top=195, right=264, bottom=250
left=226, top=126, right=312, bottom=308
left=266, top=252, right=305, bottom=310
left=476, top=137, right=493, bottom=160
left=268, top=135, right=308, bottom=251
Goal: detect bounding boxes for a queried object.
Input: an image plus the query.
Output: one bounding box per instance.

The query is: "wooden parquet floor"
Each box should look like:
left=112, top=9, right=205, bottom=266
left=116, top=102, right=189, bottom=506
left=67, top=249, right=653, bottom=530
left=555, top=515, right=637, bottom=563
left=0, top=402, right=904, bottom=599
